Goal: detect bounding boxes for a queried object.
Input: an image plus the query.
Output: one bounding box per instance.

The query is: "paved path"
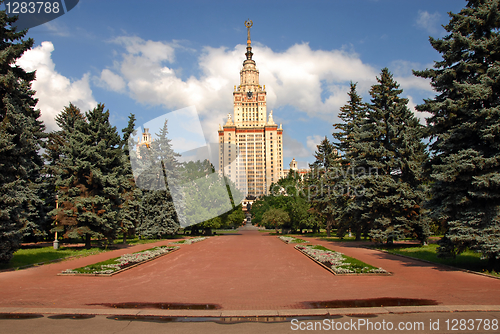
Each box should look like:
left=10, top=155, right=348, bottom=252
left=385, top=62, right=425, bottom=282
left=0, top=230, right=499, bottom=312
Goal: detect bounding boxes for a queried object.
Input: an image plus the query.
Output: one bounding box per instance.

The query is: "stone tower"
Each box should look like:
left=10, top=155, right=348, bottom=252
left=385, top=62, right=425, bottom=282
left=218, top=20, right=283, bottom=197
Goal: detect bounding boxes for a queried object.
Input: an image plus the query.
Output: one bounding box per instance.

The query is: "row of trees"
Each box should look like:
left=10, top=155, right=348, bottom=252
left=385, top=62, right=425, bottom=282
left=254, top=0, right=500, bottom=265
left=0, top=9, right=244, bottom=264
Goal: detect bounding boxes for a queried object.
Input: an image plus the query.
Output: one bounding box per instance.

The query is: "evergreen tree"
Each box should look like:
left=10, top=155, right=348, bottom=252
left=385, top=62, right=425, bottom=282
left=137, top=119, right=182, bottom=238
left=51, top=104, right=125, bottom=248
left=44, top=103, right=84, bottom=240
left=119, top=114, right=141, bottom=243
left=0, top=10, right=45, bottom=263
left=307, top=137, right=340, bottom=237
left=333, top=82, right=369, bottom=158
left=414, top=0, right=500, bottom=262
left=352, top=69, right=429, bottom=243
left=331, top=83, right=369, bottom=240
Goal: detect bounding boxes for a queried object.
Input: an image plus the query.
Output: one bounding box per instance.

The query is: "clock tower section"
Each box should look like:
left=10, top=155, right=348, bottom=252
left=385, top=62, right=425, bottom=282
left=218, top=20, right=283, bottom=198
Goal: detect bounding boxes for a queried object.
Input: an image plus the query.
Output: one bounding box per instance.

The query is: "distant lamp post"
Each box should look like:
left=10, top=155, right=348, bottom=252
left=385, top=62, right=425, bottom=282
left=53, top=195, right=59, bottom=250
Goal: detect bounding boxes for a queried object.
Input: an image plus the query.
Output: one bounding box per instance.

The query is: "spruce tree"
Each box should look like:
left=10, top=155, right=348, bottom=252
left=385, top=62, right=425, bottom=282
left=307, top=137, right=339, bottom=237
left=352, top=69, right=429, bottom=243
left=414, top=0, right=500, bottom=261
left=137, top=119, right=182, bottom=238
left=119, top=114, right=141, bottom=243
left=332, top=83, right=370, bottom=240
left=0, top=10, right=45, bottom=263
left=51, top=104, right=124, bottom=248
left=44, top=103, right=85, bottom=240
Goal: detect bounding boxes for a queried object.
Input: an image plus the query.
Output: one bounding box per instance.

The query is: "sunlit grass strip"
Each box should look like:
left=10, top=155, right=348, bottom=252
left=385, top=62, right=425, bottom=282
left=169, top=237, right=208, bottom=245
left=0, top=247, right=106, bottom=271
left=278, top=236, right=308, bottom=244
left=295, top=245, right=389, bottom=275
left=59, top=246, right=179, bottom=276
left=376, top=243, right=500, bottom=278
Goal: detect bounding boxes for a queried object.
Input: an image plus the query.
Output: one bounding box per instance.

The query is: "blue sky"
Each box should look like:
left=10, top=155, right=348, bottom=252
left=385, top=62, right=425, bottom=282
left=14, top=0, right=465, bottom=167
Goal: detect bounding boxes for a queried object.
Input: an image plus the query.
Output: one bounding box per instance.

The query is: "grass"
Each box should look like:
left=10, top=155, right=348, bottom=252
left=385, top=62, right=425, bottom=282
left=282, top=236, right=308, bottom=243
left=113, top=235, right=184, bottom=245
left=321, top=236, right=369, bottom=242
left=0, top=246, right=106, bottom=270
left=309, top=245, right=381, bottom=273
left=375, top=243, right=500, bottom=278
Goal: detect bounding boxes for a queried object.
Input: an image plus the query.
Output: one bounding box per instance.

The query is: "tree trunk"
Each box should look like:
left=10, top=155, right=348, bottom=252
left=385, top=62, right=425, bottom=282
left=85, top=234, right=91, bottom=249
left=355, top=227, right=362, bottom=241
left=326, top=218, right=332, bottom=237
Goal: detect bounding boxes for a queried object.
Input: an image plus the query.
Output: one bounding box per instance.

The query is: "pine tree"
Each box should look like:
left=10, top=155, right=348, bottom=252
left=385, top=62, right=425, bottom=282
left=44, top=103, right=85, bottom=240
left=307, top=137, right=340, bottom=237
left=352, top=69, right=429, bottom=244
left=333, top=82, right=369, bottom=158
left=332, top=83, right=370, bottom=240
left=51, top=104, right=125, bottom=248
left=0, top=10, right=46, bottom=263
left=414, top=0, right=500, bottom=262
left=137, top=120, right=182, bottom=238
left=119, top=114, right=142, bottom=243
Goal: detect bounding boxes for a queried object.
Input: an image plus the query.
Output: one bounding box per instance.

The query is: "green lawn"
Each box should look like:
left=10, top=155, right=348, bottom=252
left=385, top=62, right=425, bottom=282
left=377, top=243, right=500, bottom=277
left=0, top=246, right=105, bottom=270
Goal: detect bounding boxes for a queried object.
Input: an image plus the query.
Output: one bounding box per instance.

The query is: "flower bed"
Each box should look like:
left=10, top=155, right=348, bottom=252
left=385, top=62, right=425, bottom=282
left=59, top=246, right=179, bottom=276
left=295, top=245, right=388, bottom=275
left=278, top=236, right=308, bottom=244
left=169, top=237, right=208, bottom=245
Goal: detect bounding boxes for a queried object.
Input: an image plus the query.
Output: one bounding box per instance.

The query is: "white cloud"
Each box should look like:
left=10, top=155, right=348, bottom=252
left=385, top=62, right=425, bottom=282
left=17, top=41, right=97, bottom=131
left=98, top=69, right=126, bottom=92
left=416, top=10, right=442, bottom=35
left=99, top=36, right=431, bottom=144
left=407, top=95, right=431, bottom=125
left=306, top=135, right=324, bottom=154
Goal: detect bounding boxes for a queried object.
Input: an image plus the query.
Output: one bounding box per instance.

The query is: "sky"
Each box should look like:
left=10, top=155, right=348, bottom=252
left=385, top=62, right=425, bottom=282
left=10, top=0, right=467, bottom=168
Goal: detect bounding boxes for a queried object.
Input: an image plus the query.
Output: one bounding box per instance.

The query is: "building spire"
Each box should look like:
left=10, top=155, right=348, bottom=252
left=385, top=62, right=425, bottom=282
left=244, top=19, right=253, bottom=60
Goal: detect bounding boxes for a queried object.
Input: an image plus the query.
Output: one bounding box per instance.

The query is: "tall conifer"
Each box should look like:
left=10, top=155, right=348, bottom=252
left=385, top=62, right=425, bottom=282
left=414, top=0, right=500, bottom=261
left=51, top=104, right=124, bottom=248
left=0, top=10, right=45, bottom=263
left=137, top=120, right=182, bottom=238
left=352, top=69, right=429, bottom=243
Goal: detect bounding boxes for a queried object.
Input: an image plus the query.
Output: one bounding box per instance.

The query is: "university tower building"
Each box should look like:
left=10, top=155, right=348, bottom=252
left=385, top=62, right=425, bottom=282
left=218, top=21, right=283, bottom=198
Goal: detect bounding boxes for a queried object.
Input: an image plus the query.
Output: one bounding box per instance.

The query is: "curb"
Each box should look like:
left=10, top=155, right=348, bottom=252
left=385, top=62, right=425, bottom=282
left=1, top=305, right=500, bottom=319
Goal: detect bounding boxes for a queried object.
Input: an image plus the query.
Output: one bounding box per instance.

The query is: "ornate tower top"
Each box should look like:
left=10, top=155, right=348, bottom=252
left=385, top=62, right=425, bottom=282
left=244, top=20, right=253, bottom=60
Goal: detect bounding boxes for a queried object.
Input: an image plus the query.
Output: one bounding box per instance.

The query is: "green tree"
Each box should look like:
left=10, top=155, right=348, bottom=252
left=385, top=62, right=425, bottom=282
left=329, top=83, right=370, bottom=240
left=44, top=103, right=85, bottom=241
left=0, top=10, right=46, bottom=263
left=414, top=0, right=500, bottom=262
left=51, top=104, right=125, bottom=248
left=262, top=207, right=290, bottom=233
left=307, top=137, right=340, bottom=237
left=226, top=205, right=246, bottom=228
left=351, top=69, right=429, bottom=244
left=119, top=114, right=142, bottom=243
left=136, top=119, right=182, bottom=238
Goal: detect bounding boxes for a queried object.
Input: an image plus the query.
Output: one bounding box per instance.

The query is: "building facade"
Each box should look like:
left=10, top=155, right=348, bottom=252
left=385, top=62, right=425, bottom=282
left=218, top=20, right=283, bottom=197
left=283, top=158, right=310, bottom=180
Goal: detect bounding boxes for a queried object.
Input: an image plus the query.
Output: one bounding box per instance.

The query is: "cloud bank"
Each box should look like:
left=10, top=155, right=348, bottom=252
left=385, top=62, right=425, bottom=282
left=17, top=41, right=97, bottom=131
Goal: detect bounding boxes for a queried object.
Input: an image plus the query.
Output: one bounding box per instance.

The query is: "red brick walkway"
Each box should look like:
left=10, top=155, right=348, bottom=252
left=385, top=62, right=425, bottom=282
left=0, top=230, right=499, bottom=310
